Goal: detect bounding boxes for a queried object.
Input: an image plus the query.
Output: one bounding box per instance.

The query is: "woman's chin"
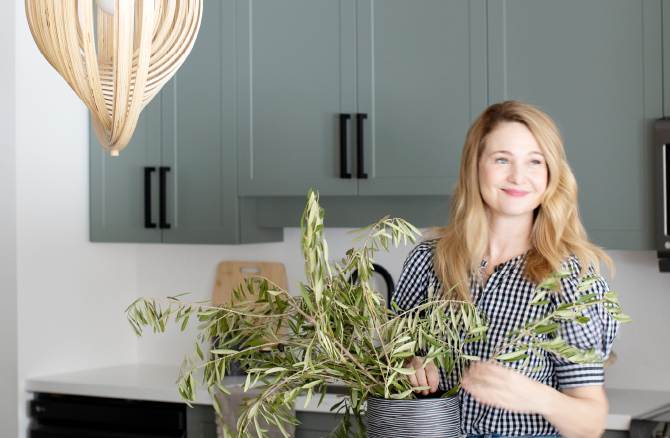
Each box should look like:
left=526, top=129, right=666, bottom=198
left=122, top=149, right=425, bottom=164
left=488, top=206, right=538, bottom=220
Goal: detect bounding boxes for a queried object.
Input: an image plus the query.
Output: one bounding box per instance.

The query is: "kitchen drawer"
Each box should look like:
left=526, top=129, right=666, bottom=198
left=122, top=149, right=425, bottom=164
left=28, top=393, right=218, bottom=438
left=29, top=393, right=185, bottom=438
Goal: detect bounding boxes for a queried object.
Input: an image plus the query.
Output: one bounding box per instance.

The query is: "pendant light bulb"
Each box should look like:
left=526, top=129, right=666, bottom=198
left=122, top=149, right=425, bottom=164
left=95, top=0, right=115, bottom=15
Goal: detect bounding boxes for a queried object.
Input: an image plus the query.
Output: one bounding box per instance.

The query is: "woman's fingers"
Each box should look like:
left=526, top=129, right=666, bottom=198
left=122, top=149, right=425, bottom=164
left=462, top=361, right=543, bottom=413
left=406, top=357, right=420, bottom=389
left=425, top=361, right=439, bottom=393
left=406, top=356, right=430, bottom=395
left=407, top=368, right=419, bottom=389
left=415, top=361, right=429, bottom=395
left=406, top=357, right=440, bottom=395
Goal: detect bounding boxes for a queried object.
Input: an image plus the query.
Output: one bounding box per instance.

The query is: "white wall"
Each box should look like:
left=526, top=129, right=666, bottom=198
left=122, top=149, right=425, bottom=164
left=603, top=250, right=670, bottom=391
left=0, top=0, right=18, bottom=435
left=14, top=1, right=140, bottom=436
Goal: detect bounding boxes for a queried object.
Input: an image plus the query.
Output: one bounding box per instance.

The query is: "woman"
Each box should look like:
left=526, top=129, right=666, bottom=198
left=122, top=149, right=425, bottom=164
left=391, top=101, right=619, bottom=438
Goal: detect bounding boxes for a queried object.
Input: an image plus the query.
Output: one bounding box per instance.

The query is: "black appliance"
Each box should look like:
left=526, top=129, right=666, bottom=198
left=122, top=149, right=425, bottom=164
left=349, top=263, right=395, bottom=309
left=654, top=119, right=670, bottom=272
left=29, top=393, right=186, bottom=438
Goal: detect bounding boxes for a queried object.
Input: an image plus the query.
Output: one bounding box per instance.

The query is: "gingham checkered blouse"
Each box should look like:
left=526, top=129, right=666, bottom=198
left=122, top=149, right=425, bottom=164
left=391, top=240, right=620, bottom=436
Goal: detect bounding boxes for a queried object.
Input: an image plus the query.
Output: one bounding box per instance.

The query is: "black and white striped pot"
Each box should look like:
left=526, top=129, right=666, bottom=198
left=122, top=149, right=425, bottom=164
left=366, top=395, right=460, bottom=438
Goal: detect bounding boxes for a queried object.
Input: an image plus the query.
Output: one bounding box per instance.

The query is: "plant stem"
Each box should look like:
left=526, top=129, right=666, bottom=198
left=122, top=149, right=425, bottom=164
left=363, top=288, right=392, bottom=386
left=137, top=296, right=297, bottom=319
left=491, top=298, right=608, bottom=359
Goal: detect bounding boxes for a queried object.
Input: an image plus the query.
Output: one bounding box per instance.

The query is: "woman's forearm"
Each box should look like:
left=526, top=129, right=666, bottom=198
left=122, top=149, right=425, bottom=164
left=462, top=362, right=609, bottom=438
left=535, top=385, right=608, bottom=438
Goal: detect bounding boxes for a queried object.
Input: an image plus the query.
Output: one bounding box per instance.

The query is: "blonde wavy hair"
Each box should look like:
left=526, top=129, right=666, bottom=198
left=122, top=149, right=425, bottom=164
left=430, top=101, right=613, bottom=302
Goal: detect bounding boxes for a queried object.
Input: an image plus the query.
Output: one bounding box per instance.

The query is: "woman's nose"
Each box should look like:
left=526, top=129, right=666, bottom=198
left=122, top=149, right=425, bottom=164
left=508, top=163, right=525, bottom=184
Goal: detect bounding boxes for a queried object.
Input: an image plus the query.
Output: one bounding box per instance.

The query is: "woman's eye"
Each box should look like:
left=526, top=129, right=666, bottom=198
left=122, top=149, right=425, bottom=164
left=495, top=158, right=508, bottom=164
left=529, top=160, right=543, bottom=166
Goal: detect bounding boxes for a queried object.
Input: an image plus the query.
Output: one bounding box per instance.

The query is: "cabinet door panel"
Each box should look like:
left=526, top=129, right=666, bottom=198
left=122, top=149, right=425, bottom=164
left=357, top=0, right=487, bottom=196
left=162, top=0, right=238, bottom=244
left=488, top=0, right=662, bottom=249
left=90, top=98, right=162, bottom=243
left=663, top=0, right=670, bottom=117
left=237, top=0, right=358, bottom=196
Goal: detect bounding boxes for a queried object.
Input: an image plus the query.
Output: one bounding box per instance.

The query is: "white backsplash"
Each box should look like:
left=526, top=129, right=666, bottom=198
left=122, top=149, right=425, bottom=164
left=601, top=250, right=670, bottom=390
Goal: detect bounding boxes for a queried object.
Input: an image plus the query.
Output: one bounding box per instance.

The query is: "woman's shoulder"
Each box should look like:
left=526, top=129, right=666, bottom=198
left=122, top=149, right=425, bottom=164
left=559, top=254, right=602, bottom=279
left=556, top=254, right=610, bottom=298
left=398, top=239, right=440, bottom=277
left=403, top=239, right=438, bottom=264
left=413, top=238, right=439, bottom=253
left=393, top=239, right=440, bottom=309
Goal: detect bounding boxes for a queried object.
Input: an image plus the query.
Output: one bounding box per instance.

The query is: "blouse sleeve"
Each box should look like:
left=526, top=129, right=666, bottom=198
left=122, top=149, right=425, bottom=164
left=391, top=241, right=437, bottom=313
left=549, top=257, right=620, bottom=388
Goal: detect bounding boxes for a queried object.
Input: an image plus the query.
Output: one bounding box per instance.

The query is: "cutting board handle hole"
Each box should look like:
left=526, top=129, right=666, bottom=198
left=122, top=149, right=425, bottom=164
left=240, top=267, right=261, bottom=274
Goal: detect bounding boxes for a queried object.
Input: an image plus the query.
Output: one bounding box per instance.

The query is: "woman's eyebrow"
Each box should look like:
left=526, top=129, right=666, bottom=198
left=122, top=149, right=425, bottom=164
left=489, top=150, right=544, bottom=156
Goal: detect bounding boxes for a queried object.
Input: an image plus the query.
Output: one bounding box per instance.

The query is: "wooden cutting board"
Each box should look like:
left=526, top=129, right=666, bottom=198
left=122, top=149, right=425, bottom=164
left=212, top=261, right=288, bottom=341
left=212, top=261, right=288, bottom=307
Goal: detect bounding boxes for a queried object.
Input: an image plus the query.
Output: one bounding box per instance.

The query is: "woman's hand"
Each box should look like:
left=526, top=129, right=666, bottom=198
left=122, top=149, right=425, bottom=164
left=461, top=361, right=548, bottom=413
left=461, top=361, right=608, bottom=438
left=405, top=356, right=439, bottom=396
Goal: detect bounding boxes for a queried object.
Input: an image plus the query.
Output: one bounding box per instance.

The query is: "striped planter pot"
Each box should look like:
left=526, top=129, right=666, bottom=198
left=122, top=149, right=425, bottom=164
left=366, top=395, right=460, bottom=438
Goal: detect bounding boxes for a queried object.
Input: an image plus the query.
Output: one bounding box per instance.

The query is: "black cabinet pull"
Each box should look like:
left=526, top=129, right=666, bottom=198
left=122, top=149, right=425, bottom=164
left=144, top=167, right=157, bottom=229
left=159, top=166, right=171, bottom=229
left=356, top=113, right=368, bottom=179
left=339, top=114, right=352, bottom=179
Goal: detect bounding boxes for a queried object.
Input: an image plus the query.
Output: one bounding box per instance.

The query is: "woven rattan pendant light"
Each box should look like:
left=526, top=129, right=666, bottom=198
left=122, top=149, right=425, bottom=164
left=25, top=0, right=202, bottom=155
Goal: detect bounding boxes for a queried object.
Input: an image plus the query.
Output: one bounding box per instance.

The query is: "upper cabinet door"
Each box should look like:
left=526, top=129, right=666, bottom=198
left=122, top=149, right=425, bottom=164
left=161, top=0, right=238, bottom=244
left=487, top=0, right=662, bottom=250
left=236, top=0, right=359, bottom=196
left=663, top=0, right=670, bottom=116
left=356, top=0, right=488, bottom=196
left=90, top=97, right=162, bottom=243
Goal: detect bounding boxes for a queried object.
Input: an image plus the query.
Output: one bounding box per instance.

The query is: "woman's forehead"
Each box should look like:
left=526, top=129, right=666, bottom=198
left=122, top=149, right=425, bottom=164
left=482, top=122, right=542, bottom=155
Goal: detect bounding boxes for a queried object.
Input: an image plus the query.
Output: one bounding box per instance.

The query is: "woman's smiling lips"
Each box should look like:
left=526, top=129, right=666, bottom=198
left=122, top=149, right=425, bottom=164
left=502, top=189, right=529, bottom=197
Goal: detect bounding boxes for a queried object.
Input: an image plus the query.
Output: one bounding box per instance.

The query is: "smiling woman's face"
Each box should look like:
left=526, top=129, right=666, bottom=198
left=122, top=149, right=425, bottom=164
left=478, top=122, right=548, bottom=221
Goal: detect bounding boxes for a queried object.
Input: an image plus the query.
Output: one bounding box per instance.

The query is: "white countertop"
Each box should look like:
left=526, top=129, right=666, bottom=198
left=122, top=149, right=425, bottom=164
left=25, top=363, right=242, bottom=405
left=26, top=364, right=670, bottom=431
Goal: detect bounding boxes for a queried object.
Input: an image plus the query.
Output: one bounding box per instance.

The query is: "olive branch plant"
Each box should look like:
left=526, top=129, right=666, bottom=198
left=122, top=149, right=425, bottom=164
left=126, top=191, right=631, bottom=438
left=491, top=270, right=632, bottom=369
left=126, top=191, right=489, bottom=438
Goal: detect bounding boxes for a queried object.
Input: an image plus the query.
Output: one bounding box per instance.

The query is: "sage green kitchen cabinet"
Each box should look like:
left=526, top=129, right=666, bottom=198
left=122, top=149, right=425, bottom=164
left=236, top=0, right=488, bottom=197
left=158, top=0, right=237, bottom=245
left=90, top=95, right=163, bottom=244
left=295, top=411, right=360, bottom=438
left=355, top=0, right=487, bottom=196
left=486, top=0, right=662, bottom=250
left=90, top=0, right=281, bottom=244
left=92, top=1, right=664, bottom=249
left=664, top=0, right=670, bottom=117
left=187, top=404, right=218, bottom=438
left=235, top=0, right=359, bottom=197
left=185, top=405, right=355, bottom=438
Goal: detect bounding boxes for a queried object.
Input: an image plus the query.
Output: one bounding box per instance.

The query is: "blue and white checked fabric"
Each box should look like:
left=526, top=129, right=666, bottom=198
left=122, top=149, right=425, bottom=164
left=391, top=240, right=620, bottom=436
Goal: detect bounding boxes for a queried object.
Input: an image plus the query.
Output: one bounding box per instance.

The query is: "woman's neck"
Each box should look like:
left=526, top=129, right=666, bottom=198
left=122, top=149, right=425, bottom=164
left=483, top=210, right=533, bottom=266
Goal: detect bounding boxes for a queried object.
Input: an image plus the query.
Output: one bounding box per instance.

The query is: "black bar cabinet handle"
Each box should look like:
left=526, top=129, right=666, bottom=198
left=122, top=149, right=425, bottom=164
left=159, top=166, right=171, bottom=229
left=144, top=167, right=157, bottom=229
left=356, top=113, right=368, bottom=179
left=340, top=114, right=352, bottom=179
